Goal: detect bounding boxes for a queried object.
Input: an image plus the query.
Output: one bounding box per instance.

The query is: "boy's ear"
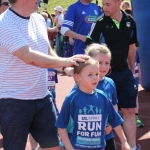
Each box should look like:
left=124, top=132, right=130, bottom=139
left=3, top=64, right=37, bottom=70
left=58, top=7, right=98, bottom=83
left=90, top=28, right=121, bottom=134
left=73, top=74, right=81, bottom=82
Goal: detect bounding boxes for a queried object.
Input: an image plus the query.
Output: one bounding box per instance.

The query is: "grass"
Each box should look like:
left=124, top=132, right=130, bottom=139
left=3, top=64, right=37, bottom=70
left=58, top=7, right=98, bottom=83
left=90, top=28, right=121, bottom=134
left=39, top=0, right=103, bottom=14
left=39, top=0, right=131, bottom=15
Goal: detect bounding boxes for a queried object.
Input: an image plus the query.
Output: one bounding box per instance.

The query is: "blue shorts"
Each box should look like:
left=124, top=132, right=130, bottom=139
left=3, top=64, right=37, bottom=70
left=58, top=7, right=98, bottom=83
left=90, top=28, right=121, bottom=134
left=107, top=69, right=137, bottom=108
left=0, top=95, right=60, bottom=150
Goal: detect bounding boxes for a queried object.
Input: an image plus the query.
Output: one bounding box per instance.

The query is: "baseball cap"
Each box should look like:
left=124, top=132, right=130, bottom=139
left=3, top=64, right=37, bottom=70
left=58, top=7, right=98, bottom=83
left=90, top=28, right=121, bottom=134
left=54, top=6, right=63, bottom=13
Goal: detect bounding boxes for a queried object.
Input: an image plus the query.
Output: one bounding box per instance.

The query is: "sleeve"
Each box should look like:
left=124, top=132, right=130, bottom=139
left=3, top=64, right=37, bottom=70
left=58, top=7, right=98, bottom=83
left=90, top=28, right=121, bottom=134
left=58, top=15, right=64, bottom=25
left=0, top=23, right=28, bottom=54
left=47, top=19, right=52, bottom=28
left=55, top=96, right=71, bottom=128
left=130, top=19, right=138, bottom=45
left=107, top=100, right=124, bottom=128
left=85, top=21, right=102, bottom=46
left=61, top=5, right=76, bottom=30
left=111, top=82, right=118, bottom=105
left=97, top=6, right=102, bottom=16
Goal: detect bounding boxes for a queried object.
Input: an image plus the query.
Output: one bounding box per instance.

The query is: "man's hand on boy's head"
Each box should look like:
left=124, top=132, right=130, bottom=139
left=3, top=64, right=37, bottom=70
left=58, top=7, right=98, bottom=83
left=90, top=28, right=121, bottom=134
left=64, top=54, right=89, bottom=67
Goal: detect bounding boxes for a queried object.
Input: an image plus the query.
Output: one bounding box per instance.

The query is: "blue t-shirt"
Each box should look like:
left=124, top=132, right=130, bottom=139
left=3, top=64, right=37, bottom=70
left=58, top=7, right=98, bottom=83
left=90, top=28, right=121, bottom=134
left=56, top=88, right=123, bottom=149
left=97, top=77, right=118, bottom=140
left=62, top=1, right=102, bottom=55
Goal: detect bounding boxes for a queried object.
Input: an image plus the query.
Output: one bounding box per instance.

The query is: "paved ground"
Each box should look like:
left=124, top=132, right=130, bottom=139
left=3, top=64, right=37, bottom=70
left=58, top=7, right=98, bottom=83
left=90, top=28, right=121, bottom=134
left=0, top=74, right=150, bottom=150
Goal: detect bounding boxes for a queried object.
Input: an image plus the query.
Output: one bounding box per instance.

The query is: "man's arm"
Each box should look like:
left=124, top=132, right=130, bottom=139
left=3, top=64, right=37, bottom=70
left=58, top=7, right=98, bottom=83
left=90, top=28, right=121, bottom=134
left=47, top=26, right=58, bottom=32
left=48, top=45, right=63, bottom=72
left=61, top=28, right=86, bottom=42
left=48, top=45, right=58, bottom=57
left=13, top=46, right=88, bottom=68
left=128, top=44, right=136, bottom=73
left=48, top=45, right=76, bottom=74
left=85, top=21, right=102, bottom=46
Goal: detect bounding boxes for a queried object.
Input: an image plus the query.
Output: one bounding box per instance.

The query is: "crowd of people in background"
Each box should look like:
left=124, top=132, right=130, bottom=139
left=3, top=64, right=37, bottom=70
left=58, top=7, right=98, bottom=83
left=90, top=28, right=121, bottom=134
left=38, top=2, right=74, bottom=58
left=0, top=0, right=145, bottom=150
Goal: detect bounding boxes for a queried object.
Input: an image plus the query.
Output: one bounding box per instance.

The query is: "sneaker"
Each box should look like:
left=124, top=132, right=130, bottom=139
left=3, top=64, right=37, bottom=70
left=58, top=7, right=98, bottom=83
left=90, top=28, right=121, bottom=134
left=135, top=144, right=141, bottom=150
left=136, top=116, right=144, bottom=127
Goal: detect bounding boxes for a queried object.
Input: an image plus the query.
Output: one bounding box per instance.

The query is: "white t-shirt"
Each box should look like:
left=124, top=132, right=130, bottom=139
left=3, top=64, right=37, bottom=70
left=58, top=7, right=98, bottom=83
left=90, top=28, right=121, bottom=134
left=46, top=18, right=52, bottom=28
left=55, top=13, right=64, bottom=26
left=58, top=14, right=64, bottom=25
left=0, top=8, right=49, bottom=100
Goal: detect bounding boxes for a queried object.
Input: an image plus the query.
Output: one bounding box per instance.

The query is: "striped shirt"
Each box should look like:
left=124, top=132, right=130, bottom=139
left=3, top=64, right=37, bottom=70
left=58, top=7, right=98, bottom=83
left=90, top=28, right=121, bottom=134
left=0, top=8, right=49, bottom=100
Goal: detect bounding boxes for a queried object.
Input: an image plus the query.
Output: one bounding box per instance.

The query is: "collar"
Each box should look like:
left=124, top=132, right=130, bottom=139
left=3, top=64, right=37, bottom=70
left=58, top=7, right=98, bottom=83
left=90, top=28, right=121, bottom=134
left=9, top=7, right=30, bottom=19
left=104, top=10, right=130, bottom=23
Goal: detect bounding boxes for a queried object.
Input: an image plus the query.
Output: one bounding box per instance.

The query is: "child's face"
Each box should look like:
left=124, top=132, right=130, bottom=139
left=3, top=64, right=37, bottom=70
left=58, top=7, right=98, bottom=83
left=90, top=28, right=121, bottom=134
left=74, top=64, right=99, bottom=94
left=94, top=53, right=111, bottom=79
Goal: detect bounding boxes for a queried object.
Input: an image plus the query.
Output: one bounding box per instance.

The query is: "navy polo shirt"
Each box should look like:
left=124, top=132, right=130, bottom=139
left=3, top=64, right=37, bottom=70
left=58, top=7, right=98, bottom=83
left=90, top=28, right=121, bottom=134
left=86, top=11, right=138, bottom=71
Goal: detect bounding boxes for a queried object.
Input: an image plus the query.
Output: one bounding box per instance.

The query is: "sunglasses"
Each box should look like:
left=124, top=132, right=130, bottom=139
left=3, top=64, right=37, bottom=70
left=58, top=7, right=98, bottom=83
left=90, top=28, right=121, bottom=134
left=0, top=1, right=9, bottom=6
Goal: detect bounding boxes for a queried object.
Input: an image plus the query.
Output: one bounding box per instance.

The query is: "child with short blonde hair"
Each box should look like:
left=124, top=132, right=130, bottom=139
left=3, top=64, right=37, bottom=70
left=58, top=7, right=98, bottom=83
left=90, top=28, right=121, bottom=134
left=56, top=47, right=130, bottom=150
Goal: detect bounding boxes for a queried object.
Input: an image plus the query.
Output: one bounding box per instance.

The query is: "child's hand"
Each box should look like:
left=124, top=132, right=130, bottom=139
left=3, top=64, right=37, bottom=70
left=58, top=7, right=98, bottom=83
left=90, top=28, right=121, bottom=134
left=64, top=67, right=74, bottom=77
left=121, top=141, right=131, bottom=150
left=106, top=124, right=112, bottom=135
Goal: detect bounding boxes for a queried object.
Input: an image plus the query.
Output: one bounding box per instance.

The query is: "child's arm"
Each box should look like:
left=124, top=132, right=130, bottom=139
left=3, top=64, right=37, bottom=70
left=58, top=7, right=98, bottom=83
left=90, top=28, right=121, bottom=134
left=113, top=125, right=130, bottom=150
left=58, top=128, right=74, bottom=150
left=114, top=104, right=118, bottom=112
left=106, top=104, right=118, bottom=135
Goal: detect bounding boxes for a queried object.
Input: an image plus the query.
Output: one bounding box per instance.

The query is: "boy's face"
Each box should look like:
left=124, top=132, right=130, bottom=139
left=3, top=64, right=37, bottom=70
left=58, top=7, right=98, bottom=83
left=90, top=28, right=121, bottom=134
left=74, top=64, right=99, bottom=93
left=94, top=54, right=111, bottom=80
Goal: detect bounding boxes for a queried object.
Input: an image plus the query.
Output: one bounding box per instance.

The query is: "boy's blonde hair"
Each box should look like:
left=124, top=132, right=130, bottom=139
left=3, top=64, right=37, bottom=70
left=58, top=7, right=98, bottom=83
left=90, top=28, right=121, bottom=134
left=85, top=43, right=111, bottom=58
left=73, top=57, right=99, bottom=74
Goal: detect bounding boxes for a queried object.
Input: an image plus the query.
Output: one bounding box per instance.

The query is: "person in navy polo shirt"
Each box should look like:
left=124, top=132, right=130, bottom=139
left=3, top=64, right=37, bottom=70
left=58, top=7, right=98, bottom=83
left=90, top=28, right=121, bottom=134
left=86, top=0, right=139, bottom=149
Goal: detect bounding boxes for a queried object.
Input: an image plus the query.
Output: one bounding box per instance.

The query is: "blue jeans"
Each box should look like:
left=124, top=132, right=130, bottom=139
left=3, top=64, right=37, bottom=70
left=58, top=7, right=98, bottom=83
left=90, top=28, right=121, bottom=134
left=56, top=32, right=64, bottom=57
left=0, top=95, right=60, bottom=150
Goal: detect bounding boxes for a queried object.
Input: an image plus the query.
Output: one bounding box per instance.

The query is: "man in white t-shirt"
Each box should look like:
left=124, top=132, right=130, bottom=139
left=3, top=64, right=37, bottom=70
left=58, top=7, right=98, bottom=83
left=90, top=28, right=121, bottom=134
left=0, top=0, right=88, bottom=150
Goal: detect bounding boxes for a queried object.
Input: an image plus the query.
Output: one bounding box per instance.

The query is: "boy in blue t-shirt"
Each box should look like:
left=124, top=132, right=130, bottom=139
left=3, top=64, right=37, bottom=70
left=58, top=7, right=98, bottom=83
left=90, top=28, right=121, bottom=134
left=85, top=43, right=119, bottom=150
left=56, top=58, right=130, bottom=150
